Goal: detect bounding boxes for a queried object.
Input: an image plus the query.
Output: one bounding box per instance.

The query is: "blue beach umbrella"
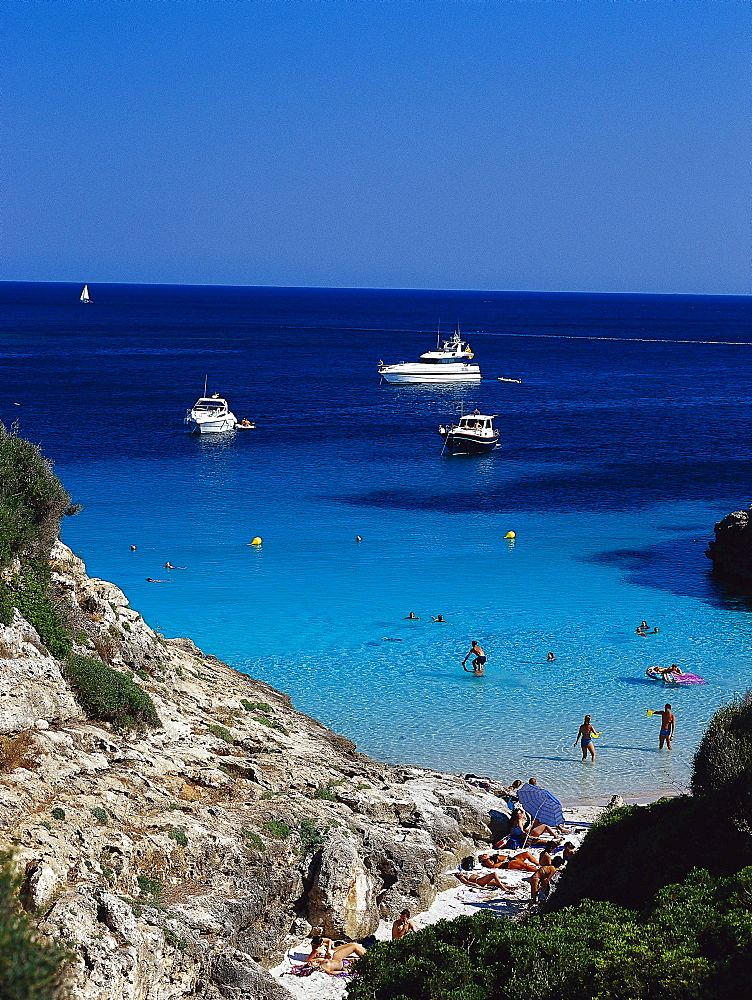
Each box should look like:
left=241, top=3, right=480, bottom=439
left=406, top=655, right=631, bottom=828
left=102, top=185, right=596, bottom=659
left=516, top=783, right=565, bottom=828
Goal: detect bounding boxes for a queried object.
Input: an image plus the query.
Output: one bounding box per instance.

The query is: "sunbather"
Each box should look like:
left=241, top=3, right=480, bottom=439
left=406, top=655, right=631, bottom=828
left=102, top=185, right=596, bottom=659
left=453, top=869, right=514, bottom=890
left=306, top=937, right=366, bottom=975
left=509, top=807, right=563, bottom=846
left=479, top=851, right=540, bottom=872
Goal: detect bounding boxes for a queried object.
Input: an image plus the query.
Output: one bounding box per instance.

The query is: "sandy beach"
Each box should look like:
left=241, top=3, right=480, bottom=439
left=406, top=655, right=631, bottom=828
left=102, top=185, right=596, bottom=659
left=271, top=802, right=604, bottom=999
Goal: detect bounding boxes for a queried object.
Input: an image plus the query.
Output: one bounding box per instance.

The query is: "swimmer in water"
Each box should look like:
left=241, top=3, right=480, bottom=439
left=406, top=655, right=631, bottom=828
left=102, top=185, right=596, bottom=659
left=405, top=612, right=420, bottom=619
left=432, top=615, right=446, bottom=622
left=547, top=652, right=556, bottom=661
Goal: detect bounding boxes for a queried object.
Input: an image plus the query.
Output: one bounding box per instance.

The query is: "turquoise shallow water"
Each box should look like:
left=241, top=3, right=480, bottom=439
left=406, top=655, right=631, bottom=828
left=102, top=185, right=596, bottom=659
left=3, top=283, right=752, bottom=805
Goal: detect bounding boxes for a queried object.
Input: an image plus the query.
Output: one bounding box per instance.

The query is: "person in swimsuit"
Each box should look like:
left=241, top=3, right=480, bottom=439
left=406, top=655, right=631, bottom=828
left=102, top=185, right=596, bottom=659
left=463, top=640, right=486, bottom=674
left=649, top=703, right=675, bottom=749
left=432, top=614, right=446, bottom=622
left=528, top=856, right=564, bottom=900
left=573, top=714, right=598, bottom=761
left=547, top=652, right=556, bottom=661
left=453, top=869, right=514, bottom=890
left=306, top=936, right=366, bottom=975
left=479, top=851, right=540, bottom=872
left=508, top=807, right=562, bottom=846
left=405, top=612, right=420, bottom=619
left=392, top=909, right=416, bottom=939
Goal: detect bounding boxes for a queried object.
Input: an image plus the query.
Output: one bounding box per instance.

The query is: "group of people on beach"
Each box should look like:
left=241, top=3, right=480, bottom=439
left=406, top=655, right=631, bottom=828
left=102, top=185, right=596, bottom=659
left=289, top=778, right=577, bottom=980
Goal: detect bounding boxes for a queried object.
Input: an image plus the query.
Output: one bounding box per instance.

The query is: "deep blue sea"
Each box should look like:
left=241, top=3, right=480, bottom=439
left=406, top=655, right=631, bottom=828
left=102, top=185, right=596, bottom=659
left=2, top=282, right=751, bottom=805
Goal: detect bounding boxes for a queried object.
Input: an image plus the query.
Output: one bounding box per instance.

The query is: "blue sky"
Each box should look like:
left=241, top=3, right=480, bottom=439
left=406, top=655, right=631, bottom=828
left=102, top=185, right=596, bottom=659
left=3, top=0, right=749, bottom=293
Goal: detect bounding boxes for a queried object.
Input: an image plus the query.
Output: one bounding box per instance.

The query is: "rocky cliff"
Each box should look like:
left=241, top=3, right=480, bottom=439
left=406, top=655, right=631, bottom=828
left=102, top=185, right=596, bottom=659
left=705, top=505, right=752, bottom=581
left=0, top=541, right=502, bottom=1000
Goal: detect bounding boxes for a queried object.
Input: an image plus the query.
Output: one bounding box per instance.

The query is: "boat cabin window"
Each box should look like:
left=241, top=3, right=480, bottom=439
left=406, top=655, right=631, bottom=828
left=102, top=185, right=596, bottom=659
left=195, top=399, right=225, bottom=410
left=459, top=416, right=491, bottom=428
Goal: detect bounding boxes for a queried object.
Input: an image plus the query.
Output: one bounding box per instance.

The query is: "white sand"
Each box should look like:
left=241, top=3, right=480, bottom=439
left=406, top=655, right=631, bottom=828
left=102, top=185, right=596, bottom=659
left=271, top=805, right=600, bottom=998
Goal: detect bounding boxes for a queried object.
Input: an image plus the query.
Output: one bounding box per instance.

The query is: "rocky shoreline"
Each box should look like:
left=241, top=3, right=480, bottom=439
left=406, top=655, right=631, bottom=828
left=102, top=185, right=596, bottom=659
left=1, top=541, right=516, bottom=999
left=705, top=504, right=752, bottom=581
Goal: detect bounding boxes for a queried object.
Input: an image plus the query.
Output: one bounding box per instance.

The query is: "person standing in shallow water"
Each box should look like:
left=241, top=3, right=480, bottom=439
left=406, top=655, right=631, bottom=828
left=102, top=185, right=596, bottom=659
left=649, top=703, right=675, bottom=749
left=462, top=640, right=486, bottom=674
left=574, top=714, right=598, bottom=760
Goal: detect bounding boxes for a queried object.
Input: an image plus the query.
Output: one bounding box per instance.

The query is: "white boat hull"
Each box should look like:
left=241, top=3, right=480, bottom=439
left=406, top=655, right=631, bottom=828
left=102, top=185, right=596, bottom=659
left=380, top=364, right=482, bottom=384
left=184, top=414, right=237, bottom=434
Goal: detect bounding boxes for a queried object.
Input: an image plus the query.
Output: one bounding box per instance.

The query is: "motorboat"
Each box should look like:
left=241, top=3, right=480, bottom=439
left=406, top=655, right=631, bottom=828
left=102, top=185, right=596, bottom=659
left=184, top=393, right=238, bottom=434
left=378, top=329, right=481, bottom=383
left=439, top=411, right=499, bottom=454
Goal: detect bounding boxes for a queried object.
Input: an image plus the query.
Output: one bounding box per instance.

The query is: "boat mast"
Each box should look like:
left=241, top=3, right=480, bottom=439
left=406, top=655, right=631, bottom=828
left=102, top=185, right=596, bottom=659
left=203, top=375, right=208, bottom=397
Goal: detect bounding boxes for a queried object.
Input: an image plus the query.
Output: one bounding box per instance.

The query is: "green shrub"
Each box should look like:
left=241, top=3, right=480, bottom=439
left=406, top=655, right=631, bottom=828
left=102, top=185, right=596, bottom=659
left=91, top=807, right=108, bottom=825
left=313, top=784, right=338, bottom=801
left=0, top=425, right=71, bottom=571
left=62, top=653, right=162, bottom=730
left=207, top=724, right=234, bottom=743
left=255, top=714, right=288, bottom=734
left=136, top=875, right=163, bottom=899
left=547, top=796, right=751, bottom=913
left=167, top=827, right=188, bottom=847
left=12, top=564, right=71, bottom=658
left=50, top=808, right=65, bottom=822
left=0, top=580, right=14, bottom=627
left=693, top=690, right=752, bottom=824
left=241, top=699, right=271, bottom=713
left=0, top=852, right=71, bottom=999
left=262, top=820, right=291, bottom=840
left=351, top=868, right=752, bottom=1000
left=298, top=817, right=326, bottom=855
left=241, top=829, right=265, bottom=852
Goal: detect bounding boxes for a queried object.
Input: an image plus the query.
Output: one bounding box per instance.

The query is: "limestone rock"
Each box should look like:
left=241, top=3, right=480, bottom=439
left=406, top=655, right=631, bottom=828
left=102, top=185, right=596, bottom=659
left=307, top=832, right=379, bottom=939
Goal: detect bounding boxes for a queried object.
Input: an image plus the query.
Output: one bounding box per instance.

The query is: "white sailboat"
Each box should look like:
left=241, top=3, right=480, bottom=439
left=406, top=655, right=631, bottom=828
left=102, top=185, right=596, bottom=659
left=79, top=285, right=92, bottom=303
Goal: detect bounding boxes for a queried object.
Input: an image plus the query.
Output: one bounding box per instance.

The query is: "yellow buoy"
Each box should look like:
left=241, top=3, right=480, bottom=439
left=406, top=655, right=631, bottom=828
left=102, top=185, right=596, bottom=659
left=250, top=537, right=263, bottom=546
left=504, top=531, right=516, bottom=539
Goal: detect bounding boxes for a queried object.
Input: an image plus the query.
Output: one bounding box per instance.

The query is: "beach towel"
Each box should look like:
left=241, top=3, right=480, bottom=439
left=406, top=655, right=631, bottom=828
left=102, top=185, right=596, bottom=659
left=285, top=964, right=316, bottom=977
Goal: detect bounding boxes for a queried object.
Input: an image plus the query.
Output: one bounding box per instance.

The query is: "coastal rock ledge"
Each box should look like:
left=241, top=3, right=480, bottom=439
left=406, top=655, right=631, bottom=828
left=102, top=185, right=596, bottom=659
left=705, top=504, right=752, bottom=581
left=0, top=541, right=503, bottom=999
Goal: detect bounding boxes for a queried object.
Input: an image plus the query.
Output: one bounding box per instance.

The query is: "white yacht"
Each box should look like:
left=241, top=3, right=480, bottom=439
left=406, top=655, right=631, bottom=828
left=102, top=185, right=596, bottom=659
left=184, top=393, right=238, bottom=434
left=378, top=329, right=482, bottom=384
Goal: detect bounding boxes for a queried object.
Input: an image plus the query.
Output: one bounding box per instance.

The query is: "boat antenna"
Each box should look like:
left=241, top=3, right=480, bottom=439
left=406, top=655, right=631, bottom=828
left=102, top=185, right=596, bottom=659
left=436, top=319, right=441, bottom=351
left=203, top=375, right=208, bottom=397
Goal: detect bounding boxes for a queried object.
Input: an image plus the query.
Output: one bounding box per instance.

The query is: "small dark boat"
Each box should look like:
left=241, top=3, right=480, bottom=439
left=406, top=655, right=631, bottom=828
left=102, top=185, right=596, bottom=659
left=439, top=412, right=499, bottom=454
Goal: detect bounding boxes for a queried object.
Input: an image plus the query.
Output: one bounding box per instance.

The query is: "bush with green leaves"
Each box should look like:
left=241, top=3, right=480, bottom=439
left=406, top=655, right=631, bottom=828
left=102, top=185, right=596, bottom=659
left=298, top=817, right=326, bottom=855
left=0, top=423, right=71, bottom=571
left=692, top=690, right=752, bottom=826
left=11, top=563, right=71, bottom=658
left=350, top=868, right=752, bottom=1000
left=0, top=852, right=71, bottom=999
left=262, top=819, right=291, bottom=840
left=62, top=653, right=162, bottom=730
